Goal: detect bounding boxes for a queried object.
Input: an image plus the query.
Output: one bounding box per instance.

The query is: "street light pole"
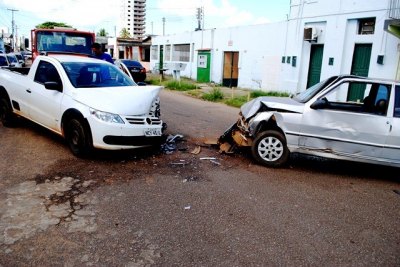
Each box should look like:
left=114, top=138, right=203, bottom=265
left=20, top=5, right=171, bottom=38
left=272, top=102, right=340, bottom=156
left=7, top=8, right=18, bottom=52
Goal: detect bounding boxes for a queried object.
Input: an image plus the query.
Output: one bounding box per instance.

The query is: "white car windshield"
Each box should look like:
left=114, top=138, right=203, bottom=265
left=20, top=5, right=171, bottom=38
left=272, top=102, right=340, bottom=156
left=62, top=62, right=137, bottom=88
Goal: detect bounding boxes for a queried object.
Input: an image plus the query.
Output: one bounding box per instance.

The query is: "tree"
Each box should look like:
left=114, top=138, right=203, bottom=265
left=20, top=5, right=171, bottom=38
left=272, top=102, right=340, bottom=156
left=36, top=21, right=73, bottom=29
left=97, top=28, right=108, bottom=37
left=119, top=28, right=131, bottom=38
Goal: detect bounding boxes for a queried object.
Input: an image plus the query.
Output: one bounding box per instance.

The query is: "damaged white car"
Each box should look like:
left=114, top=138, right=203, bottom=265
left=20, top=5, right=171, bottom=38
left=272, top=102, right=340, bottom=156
left=219, top=75, right=400, bottom=168
left=0, top=55, right=163, bottom=156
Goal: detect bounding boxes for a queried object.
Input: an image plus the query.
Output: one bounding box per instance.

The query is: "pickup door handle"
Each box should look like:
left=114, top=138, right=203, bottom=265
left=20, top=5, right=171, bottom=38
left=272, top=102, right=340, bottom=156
left=26, top=89, right=31, bottom=93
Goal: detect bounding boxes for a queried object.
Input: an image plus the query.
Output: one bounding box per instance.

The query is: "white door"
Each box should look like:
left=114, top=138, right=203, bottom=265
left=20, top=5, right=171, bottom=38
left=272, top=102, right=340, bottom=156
left=28, top=60, right=64, bottom=131
left=299, top=81, right=391, bottom=159
left=381, top=85, right=400, bottom=163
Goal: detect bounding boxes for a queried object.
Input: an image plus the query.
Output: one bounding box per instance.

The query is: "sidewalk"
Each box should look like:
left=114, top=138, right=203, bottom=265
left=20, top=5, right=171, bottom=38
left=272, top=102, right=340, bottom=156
left=147, top=72, right=252, bottom=101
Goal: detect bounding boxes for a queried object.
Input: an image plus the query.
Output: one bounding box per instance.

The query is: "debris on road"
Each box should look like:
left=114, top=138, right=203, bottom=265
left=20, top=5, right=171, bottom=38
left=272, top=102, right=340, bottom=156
left=210, top=160, right=221, bottom=166
left=199, top=157, right=217, bottom=160
left=190, top=146, right=201, bottom=155
left=161, top=134, right=184, bottom=154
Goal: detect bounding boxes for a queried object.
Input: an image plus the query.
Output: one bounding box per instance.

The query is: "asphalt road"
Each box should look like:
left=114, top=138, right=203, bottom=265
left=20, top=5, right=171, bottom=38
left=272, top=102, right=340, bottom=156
left=0, top=90, right=399, bottom=266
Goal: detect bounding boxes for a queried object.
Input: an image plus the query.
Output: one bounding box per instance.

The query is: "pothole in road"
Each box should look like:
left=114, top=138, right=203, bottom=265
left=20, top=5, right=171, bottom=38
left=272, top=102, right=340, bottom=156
left=0, top=138, right=231, bottom=247
left=0, top=177, right=98, bottom=245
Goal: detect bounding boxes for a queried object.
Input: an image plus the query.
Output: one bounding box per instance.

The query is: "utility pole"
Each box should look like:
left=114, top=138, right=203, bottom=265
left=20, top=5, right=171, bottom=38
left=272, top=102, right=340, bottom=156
left=7, top=8, right=18, bottom=52
left=162, top=17, right=166, bottom=36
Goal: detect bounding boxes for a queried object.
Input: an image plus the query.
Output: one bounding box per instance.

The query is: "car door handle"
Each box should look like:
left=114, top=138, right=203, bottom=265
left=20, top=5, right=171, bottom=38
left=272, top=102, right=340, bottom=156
left=26, top=89, right=31, bottom=93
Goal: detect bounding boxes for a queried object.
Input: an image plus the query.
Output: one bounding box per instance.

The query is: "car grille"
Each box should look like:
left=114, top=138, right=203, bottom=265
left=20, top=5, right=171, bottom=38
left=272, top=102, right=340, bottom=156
left=125, top=117, right=162, bottom=125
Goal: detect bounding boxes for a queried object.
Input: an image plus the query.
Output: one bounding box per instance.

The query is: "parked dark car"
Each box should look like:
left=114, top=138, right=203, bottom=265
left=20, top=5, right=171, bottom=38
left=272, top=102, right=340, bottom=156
left=116, top=59, right=147, bottom=83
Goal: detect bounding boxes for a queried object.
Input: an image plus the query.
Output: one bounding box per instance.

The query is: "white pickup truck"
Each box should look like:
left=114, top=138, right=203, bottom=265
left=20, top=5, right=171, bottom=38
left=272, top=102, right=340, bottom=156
left=0, top=55, right=164, bottom=156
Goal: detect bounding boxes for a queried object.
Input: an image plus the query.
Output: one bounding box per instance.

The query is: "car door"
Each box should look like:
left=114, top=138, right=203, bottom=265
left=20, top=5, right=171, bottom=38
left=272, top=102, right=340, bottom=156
left=298, top=80, right=391, bottom=160
left=28, top=60, right=64, bottom=131
left=380, top=84, right=400, bottom=164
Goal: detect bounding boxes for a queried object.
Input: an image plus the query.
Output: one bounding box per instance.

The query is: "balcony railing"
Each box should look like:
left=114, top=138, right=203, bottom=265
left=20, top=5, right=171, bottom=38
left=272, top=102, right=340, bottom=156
left=390, top=0, right=400, bottom=19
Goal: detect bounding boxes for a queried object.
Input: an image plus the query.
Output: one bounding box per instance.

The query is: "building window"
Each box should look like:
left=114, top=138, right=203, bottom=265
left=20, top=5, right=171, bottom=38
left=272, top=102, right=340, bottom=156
left=172, top=44, right=190, bottom=62
left=358, top=18, right=376, bottom=35
left=165, top=45, right=171, bottom=61
left=151, top=45, right=158, bottom=60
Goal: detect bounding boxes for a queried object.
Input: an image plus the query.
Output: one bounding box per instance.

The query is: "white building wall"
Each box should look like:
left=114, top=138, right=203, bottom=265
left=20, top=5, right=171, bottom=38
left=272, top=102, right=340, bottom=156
left=151, top=0, right=399, bottom=94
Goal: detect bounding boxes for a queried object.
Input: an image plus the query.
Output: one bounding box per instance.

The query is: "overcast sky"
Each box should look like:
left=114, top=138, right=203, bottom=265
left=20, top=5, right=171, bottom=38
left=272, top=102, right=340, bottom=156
left=0, top=0, right=290, bottom=38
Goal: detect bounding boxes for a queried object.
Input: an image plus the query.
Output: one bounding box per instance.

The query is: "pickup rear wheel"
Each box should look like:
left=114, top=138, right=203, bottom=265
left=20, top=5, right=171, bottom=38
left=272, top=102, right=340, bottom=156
left=65, top=118, right=92, bottom=157
left=251, top=130, right=289, bottom=167
left=0, top=96, right=16, bottom=127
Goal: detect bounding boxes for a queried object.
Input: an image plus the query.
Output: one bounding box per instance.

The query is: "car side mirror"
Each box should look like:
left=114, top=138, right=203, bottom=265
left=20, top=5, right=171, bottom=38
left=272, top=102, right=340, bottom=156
left=310, top=98, right=328, bottom=109
left=137, top=82, right=147, bottom=86
left=44, top=81, right=62, bottom=92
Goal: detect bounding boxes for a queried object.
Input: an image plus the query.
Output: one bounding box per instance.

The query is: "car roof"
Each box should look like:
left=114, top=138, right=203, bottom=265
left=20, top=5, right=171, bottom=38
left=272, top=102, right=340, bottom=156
left=336, top=75, right=399, bottom=84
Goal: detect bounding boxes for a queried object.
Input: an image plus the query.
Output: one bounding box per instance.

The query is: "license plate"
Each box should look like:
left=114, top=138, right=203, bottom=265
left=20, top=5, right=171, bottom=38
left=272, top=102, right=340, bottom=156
left=144, top=128, right=162, bottom=136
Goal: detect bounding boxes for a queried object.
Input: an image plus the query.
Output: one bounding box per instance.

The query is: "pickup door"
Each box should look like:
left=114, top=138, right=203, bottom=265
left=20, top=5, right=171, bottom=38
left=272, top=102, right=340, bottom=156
left=27, top=59, right=64, bottom=131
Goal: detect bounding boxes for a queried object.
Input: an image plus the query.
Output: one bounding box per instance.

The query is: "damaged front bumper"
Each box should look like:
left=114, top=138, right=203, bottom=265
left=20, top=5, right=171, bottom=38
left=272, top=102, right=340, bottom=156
left=218, top=113, right=254, bottom=153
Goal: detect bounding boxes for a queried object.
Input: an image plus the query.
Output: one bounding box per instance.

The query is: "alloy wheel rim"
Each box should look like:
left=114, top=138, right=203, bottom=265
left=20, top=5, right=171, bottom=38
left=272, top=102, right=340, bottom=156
left=258, top=136, right=284, bottom=162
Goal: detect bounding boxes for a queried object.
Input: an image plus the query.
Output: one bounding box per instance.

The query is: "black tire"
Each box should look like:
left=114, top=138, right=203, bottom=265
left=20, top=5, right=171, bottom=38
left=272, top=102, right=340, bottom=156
left=65, top=118, right=92, bottom=157
left=251, top=130, right=289, bottom=167
left=0, top=96, right=16, bottom=127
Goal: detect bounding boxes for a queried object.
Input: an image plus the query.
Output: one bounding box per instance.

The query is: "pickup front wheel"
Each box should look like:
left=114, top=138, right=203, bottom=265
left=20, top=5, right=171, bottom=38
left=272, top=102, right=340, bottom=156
left=65, top=118, right=92, bottom=157
left=0, top=96, right=16, bottom=127
left=251, top=130, right=289, bottom=167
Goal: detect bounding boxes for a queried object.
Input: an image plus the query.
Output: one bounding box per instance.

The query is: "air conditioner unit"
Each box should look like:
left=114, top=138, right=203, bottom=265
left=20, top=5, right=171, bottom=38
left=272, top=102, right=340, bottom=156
left=304, top=27, right=318, bottom=41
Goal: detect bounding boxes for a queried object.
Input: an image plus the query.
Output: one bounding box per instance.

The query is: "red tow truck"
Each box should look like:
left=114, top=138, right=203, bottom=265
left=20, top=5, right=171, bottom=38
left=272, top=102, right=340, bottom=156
left=31, top=27, right=95, bottom=61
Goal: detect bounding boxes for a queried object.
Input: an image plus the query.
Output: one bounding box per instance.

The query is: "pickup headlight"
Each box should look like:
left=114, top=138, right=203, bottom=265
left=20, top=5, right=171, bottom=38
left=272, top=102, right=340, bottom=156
left=89, top=108, right=125, bottom=124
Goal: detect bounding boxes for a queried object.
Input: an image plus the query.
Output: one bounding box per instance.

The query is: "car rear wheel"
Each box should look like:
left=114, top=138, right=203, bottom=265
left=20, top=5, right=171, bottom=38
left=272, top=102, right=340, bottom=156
left=0, top=96, right=16, bottom=127
left=65, top=118, right=92, bottom=157
left=251, top=130, right=289, bottom=167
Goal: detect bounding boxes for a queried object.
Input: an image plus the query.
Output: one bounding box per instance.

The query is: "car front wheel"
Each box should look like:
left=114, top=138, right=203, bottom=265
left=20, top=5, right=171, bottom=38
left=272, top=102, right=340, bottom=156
left=251, top=130, right=289, bottom=167
left=65, top=118, right=92, bottom=157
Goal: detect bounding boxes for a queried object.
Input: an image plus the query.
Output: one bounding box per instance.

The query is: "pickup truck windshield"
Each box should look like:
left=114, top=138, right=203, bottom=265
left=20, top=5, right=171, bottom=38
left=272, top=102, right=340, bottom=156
left=62, top=62, right=137, bottom=88
left=36, top=31, right=92, bottom=55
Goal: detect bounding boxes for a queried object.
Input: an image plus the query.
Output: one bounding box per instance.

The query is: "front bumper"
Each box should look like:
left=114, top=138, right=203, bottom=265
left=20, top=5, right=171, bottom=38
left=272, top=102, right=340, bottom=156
left=88, top=115, right=163, bottom=150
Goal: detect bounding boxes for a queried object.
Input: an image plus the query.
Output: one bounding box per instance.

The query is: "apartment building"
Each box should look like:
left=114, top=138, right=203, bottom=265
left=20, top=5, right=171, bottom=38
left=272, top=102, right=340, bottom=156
left=119, top=0, right=146, bottom=39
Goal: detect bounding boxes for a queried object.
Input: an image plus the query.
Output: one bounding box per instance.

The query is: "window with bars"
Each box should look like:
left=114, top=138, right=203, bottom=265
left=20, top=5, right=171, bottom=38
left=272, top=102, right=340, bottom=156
left=172, top=44, right=190, bottom=62
left=151, top=45, right=158, bottom=60
left=164, top=45, right=171, bottom=61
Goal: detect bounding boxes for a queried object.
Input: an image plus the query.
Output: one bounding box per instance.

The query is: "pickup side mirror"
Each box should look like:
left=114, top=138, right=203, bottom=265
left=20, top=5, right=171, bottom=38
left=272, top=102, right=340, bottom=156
left=44, top=81, right=62, bottom=92
left=310, top=98, right=329, bottom=110
left=137, top=82, right=147, bottom=86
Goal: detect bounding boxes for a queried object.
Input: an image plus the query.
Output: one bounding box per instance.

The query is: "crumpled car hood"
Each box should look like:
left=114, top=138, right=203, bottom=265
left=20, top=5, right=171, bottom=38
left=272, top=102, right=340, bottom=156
left=241, top=96, right=305, bottom=119
left=72, top=85, right=162, bottom=116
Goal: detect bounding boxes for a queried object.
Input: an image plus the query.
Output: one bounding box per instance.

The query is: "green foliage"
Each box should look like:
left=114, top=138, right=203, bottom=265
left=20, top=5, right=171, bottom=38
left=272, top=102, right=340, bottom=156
left=146, top=78, right=162, bottom=85
left=224, top=96, right=249, bottom=108
left=202, top=88, right=224, bottom=102
left=120, top=28, right=131, bottom=38
left=165, top=80, right=197, bottom=91
left=36, top=21, right=72, bottom=29
left=97, top=28, right=108, bottom=37
left=186, top=90, right=202, bottom=98
left=250, top=90, right=290, bottom=98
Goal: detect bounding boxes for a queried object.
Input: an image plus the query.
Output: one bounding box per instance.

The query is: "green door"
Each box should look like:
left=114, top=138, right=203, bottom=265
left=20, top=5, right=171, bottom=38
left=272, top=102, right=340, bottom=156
left=307, top=45, right=324, bottom=88
left=197, top=51, right=211, bottom=83
left=348, top=44, right=372, bottom=101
